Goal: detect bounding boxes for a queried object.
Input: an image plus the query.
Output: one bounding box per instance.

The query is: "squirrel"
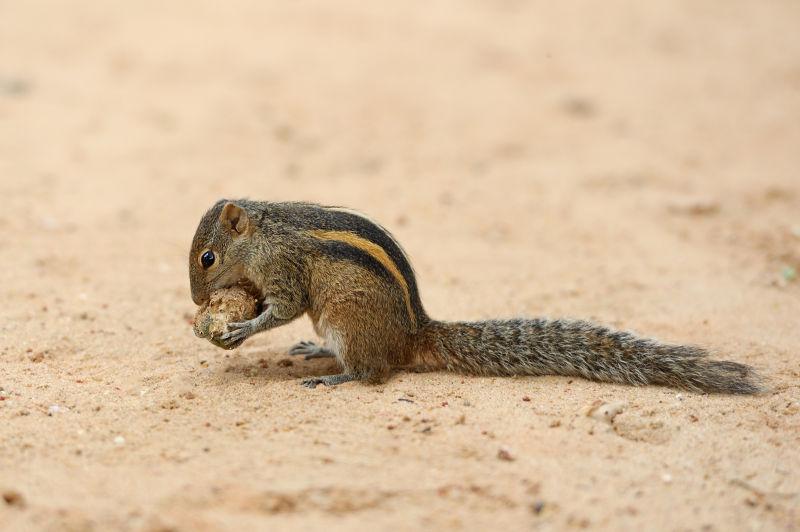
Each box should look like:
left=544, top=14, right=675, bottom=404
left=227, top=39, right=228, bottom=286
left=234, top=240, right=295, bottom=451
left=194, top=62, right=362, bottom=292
left=189, top=199, right=762, bottom=394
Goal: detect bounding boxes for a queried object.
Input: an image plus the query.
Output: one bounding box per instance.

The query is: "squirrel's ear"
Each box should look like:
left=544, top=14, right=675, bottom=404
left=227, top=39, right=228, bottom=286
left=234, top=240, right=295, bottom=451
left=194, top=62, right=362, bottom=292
left=219, top=202, right=250, bottom=236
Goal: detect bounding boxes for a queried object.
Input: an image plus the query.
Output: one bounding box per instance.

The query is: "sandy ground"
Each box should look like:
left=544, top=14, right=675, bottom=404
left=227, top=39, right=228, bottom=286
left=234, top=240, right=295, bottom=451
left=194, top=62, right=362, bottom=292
left=1, top=1, right=799, bottom=530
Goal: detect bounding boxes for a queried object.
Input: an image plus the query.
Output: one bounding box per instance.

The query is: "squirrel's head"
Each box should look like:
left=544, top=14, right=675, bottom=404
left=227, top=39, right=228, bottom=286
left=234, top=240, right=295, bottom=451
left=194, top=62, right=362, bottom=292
left=189, top=200, right=256, bottom=305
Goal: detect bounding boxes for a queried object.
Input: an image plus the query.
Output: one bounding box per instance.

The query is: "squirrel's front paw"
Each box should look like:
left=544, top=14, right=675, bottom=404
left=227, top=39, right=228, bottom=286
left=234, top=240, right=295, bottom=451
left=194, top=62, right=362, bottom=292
left=220, top=316, right=261, bottom=346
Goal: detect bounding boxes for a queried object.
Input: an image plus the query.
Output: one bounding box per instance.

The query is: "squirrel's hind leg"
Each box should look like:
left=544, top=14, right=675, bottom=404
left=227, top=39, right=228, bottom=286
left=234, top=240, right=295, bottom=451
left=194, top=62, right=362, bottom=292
left=301, top=374, right=357, bottom=388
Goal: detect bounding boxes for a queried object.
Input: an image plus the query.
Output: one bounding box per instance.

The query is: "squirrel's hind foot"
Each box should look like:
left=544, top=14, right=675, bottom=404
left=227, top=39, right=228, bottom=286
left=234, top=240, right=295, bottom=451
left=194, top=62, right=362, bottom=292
left=301, top=374, right=357, bottom=388
left=288, top=341, right=336, bottom=360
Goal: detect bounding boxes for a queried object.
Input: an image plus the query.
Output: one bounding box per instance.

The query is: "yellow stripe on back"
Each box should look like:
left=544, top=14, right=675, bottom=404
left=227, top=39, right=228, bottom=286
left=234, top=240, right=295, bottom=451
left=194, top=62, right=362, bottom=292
left=325, top=206, right=407, bottom=253
left=308, top=229, right=416, bottom=323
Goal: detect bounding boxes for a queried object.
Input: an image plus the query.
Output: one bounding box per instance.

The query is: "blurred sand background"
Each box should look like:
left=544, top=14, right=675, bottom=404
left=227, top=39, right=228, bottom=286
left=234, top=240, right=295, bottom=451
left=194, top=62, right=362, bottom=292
left=1, top=1, right=799, bottom=530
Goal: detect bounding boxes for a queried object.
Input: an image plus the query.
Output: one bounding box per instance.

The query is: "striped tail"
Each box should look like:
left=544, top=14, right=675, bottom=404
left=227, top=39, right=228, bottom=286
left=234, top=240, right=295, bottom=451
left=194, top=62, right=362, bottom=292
left=421, top=318, right=763, bottom=394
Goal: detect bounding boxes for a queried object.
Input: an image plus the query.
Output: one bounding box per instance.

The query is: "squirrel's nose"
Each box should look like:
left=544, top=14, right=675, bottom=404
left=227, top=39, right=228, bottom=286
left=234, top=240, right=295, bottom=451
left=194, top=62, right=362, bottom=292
left=191, top=288, right=208, bottom=306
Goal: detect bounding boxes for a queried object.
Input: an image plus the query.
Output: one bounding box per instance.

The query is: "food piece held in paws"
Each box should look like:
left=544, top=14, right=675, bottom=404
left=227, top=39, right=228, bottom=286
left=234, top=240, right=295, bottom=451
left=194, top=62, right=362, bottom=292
left=193, top=287, right=258, bottom=349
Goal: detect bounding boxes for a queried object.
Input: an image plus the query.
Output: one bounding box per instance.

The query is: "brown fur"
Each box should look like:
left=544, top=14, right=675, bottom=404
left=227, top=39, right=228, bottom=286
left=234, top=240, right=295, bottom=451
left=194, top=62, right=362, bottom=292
left=306, top=258, right=416, bottom=383
left=307, top=229, right=417, bottom=324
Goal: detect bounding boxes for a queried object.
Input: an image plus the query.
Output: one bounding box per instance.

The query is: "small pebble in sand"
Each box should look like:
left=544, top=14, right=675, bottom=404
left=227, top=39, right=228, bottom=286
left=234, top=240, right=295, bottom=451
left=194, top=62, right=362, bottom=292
left=113, top=436, right=125, bottom=446
left=587, top=401, right=625, bottom=424
left=561, top=96, right=596, bottom=118
left=497, top=447, right=515, bottom=461
left=0, top=77, right=32, bottom=97
left=661, top=473, right=673, bottom=484
left=2, top=490, right=25, bottom=508
left=48, top=405, right=65, bottom=416
left=277, top=359, right=293, bottom=367
left=666, top=197, right=720, bottom=216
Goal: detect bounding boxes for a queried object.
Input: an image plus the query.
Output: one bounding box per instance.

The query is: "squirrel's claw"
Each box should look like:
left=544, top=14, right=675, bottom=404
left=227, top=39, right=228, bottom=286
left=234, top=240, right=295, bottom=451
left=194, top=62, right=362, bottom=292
left=300, top=374, right=357, bottom=388
left=289, top=340, right=316, bottom=355
left=220, top=310, right=272, bottom=346
left=220, top=318, right=258, bottom=346
left=301, top=377, right=321, bottom=389
left=288, top=341, right=336, bottom=360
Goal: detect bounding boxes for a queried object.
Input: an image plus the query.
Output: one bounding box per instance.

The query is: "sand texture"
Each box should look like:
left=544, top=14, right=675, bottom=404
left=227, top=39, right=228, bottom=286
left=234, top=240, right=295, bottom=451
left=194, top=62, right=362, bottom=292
left=1, top=1, right=799, bottom=530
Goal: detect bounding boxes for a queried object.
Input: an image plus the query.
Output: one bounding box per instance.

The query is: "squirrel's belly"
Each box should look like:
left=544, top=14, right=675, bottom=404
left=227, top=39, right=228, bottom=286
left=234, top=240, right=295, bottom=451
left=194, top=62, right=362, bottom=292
left=312, top=313, right=344, bottom=363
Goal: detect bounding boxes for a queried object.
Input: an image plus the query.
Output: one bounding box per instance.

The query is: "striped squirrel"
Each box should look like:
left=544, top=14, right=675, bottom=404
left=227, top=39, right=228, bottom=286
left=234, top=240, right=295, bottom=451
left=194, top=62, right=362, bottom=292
left=189, top=199, right=762, bottom=394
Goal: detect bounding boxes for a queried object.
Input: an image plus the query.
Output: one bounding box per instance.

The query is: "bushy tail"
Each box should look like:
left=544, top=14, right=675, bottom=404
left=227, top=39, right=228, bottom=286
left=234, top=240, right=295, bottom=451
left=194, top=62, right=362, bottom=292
left=421, top=318, right=763, bottom=394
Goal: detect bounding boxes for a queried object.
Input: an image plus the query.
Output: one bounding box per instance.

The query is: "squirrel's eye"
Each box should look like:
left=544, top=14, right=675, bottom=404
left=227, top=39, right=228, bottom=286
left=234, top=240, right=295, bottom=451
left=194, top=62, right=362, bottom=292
left=200, top=250, right=215, bottom=269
